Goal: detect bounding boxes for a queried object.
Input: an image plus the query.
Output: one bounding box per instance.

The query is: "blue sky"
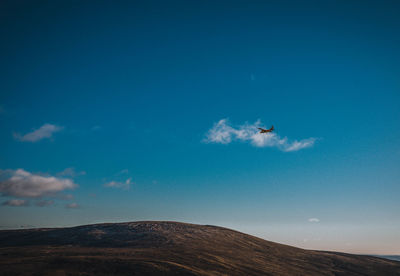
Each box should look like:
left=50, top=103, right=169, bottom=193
left=1, top=0, right=400, bottom=254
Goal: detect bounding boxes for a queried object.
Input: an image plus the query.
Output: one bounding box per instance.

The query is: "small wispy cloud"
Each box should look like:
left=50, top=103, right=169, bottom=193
left=116, top=169, right=129, bottom=175
left=58, top=194, right=74, bottom=200
left=65, top=202, right=79, bottom=209
left=104, top=178, right=132, bottom=190
left=14, top=123, right=64, bottom=142
left=2, top=199, right=29, bottom=207
left=35, top=200, right=54, bottom=207
left=0, top=169, right=77, bottom=198
left=57, top=167, right=86, bottom=177
left=284, top=139, right=316, bottom=152
left=204, top=119, right=316, bottom=152
left=308, top=218, right=320, bottom=223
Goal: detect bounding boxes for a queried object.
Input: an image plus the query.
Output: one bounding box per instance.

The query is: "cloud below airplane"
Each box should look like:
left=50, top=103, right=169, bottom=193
left=204, top=119, right=316, bottom=152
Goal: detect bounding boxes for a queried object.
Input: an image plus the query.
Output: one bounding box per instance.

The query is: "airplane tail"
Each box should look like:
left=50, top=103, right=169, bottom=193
left=270, top=125, right=274, bottom=131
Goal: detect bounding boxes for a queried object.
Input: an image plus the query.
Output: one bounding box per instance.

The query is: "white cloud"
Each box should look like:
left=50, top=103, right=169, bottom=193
left=2, top=199, right=29, bottom=207
left=204, top=119, right=235, bottom=144
left=14, top=123, right=64, bottom=142
left=308, top=218, right=320, bottom=223
left=104, top=178, right=132, bottom=190
left=0, top=169, right=77, bottom=198
left=282, top=138, right=316, bottom=152
left=204, top=119, right=316, bottom=152
left=66, top=202, right=79, bottom=209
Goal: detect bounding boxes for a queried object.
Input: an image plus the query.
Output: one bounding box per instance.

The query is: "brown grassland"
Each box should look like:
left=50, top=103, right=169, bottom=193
left=0, top=221, right=399, bottom=275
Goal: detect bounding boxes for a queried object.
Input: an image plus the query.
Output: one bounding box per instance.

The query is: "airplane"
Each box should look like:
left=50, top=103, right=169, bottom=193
left=258, top=126, right=274, bottom=133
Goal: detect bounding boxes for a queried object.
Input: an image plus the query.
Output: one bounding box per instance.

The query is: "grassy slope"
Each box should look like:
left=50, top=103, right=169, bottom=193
left=0, top=221, right=399, bottom=276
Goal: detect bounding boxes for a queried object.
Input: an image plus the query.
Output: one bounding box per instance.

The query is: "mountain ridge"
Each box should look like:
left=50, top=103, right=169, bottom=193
left=0, top=221, right=399, bottom=275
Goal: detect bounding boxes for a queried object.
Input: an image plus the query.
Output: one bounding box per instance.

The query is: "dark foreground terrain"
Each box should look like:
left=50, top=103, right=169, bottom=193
left=0, top=221, right=399, bottom=275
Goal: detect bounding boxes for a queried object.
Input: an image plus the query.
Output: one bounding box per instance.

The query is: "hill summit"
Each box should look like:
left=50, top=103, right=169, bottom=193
left=0, top=221, right=399, bottom=275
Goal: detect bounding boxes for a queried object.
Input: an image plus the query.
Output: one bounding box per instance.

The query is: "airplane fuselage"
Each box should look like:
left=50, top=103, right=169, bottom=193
left=258, top=126, right=274, bottom=133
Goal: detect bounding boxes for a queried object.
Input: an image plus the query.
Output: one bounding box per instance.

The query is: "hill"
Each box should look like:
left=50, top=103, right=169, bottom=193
left=0, top=221, right=399, bottom=275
